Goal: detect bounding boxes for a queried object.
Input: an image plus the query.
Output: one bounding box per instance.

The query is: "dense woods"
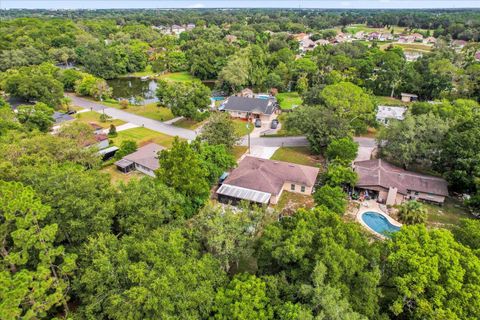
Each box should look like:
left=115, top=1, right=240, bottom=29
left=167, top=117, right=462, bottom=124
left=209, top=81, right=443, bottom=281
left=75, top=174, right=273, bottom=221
left=1, top=8, right=480, bottom=320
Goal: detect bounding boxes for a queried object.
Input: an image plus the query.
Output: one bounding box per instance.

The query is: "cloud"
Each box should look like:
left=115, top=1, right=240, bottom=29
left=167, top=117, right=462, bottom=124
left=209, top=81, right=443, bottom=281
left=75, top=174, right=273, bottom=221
left=340, top=1, right=352, bottom=6
left=188, top=2, right=205, bottom=8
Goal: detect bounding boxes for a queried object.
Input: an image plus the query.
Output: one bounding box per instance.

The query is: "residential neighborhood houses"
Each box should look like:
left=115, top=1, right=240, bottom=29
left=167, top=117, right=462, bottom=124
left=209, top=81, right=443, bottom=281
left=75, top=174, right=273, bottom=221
left=115, top=143, right=165, bottom=177
left=219, top=94, right=278, bottom=123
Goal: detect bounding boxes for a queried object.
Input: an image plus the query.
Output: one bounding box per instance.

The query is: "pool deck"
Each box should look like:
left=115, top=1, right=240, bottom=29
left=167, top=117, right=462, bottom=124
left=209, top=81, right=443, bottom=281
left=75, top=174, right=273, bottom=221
left=356, top=200, right=403, bottom=239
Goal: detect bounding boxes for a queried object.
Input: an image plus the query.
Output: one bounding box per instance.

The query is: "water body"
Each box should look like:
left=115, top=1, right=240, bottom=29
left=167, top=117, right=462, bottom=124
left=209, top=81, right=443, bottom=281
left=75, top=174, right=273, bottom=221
left=361, top=211, right=401, bottom=237
left=107, top=77, right=218, bottom=104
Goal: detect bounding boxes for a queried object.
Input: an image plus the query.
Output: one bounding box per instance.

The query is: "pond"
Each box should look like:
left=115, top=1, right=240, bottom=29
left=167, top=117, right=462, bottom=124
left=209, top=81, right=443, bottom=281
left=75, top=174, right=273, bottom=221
left=107, top=77, right=218, bottom=105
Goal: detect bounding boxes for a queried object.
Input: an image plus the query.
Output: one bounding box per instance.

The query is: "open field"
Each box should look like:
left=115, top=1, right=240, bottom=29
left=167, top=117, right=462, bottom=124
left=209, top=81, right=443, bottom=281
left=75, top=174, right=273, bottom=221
left=102, top=101, right=175, bottom=122
left=75, top=111, right=126, bottom=128
left=424, top=198, right=472, bottom=229
left=277, top=92, right=303, bottom=110
left=158, top=72, right=198, bottom=82
left=111, top=127, right=177, bottom=148
left=271, top=147, right=323, bottom=168
left=389, top=43, right=433, bottom=52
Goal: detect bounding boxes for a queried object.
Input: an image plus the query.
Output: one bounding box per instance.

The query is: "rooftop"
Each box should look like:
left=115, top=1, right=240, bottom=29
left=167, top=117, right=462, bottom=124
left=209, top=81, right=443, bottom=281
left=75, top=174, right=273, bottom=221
left=53, top=112, right=74, bottom=124
left=354, top=159, right=448, bottom=196
left=221, top=96, right=276, bottom=115
left=117, top=143, right=165, bottom=171
left=376, top=106, right=407, bottom=121
left=222, top=156, right=320, bottom=196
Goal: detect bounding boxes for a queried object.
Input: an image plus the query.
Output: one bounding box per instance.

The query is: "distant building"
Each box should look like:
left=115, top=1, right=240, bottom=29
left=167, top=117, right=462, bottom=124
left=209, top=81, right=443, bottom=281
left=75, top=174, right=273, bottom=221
left=376, top=106, right=407, bottom=125
left=217, top=156, right=320, bottom=205
left=315, top=39, right=330, bottom=46
left=401, top=93, right=418, bottom=103
left=171, top=24, right=186, bottom=35
left=423, top=36, right=437, bottom=44
left=83, top=134, right=109, bottom=150
left=354, top=159, right=448, bottom=205
left=354, top=31, right=366, bottom=40
left=451, top=39, right=467, bottom=49
left=115, top=143, right=165, bottom=177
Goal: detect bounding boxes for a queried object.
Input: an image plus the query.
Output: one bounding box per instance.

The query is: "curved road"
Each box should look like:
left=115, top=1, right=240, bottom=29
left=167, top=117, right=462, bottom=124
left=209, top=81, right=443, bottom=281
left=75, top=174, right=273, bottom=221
left=69, top=95, right=375, bottom=149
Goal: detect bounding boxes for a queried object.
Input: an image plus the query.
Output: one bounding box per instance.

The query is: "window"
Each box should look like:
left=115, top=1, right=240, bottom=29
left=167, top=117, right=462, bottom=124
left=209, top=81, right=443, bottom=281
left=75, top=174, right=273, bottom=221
left=291, top=184, right=295, bottom=191
left=301, top=186, right=306, bottom=192
left=415, top=191, right=419, bottom=196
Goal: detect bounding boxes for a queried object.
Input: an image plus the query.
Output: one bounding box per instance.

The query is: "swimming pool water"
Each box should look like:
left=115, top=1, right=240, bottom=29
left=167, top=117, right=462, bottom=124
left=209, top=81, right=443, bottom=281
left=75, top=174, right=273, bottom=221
left=361, top=211, right=400, bottom=237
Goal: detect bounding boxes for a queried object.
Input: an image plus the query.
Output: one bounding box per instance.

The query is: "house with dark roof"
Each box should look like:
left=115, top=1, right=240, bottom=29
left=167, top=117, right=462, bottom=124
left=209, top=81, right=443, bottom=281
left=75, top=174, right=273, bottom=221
left=354, top=159, right=448, bottom=205
left=217, top=156, right=320, bottom=205
left=83, top=133, right=109, bottom=150
left=220, top=96, right=278, bottom=123
left=115, top=143, right=165, bottom=177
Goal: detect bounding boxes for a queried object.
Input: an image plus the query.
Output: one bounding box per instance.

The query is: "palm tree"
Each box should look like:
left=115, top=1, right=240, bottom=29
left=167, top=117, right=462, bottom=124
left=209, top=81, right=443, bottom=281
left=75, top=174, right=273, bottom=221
left=398, top=200, right=427, bottom=225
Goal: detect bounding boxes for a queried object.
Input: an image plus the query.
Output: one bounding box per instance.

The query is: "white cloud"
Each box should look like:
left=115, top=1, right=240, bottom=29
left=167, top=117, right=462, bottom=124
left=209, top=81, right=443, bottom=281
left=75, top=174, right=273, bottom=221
left=188, top=2, right=205, bottom=8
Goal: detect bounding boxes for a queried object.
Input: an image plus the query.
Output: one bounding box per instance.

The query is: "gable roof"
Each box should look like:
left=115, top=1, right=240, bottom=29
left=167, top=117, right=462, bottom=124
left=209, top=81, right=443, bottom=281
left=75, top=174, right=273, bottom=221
left=222, top=156, right=320, bottom=196
left=354, top=159, right=448, bottom=196
left=122, top=143, right=165, bottom=171
left=222, top=96, right=276, bottom=115
left=376, top=106, right=407, bottom=121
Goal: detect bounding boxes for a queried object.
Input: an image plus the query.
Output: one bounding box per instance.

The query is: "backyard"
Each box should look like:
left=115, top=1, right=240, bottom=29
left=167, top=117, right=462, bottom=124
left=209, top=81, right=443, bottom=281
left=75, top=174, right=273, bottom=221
left=75, top=111, right=126, bottom=129
left=424, top=198, right=472, bottom=229
left=277, top=92, right=303, bottom=110
left=158, top=72, right=199, bottom=82
left=271, top=147, right=323, bottom=168
left=276, top=191, right=315, bottom=215
left=111, top=127, right=177, bottom=148
left=101, top=164, right=143, bottom=185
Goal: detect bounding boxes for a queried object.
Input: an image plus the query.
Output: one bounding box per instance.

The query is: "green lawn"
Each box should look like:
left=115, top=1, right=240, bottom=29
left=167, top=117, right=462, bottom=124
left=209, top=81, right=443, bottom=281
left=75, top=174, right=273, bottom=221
left=424, top=198, right=472, bottom=229
left=391, top=43, right=433, bottom=53
left=232, top=146, right=247, bottom=160
left=103, top=101, right=175, bottom=122
left=158, top=72, right=198, bottom=82
left=125, top=65, right=156, bottom=78
left=232, top=119, right=254, bottom=136
left=101, top=164, right=143, bottom=185
left=270, top=147, right=323, bottom=168
left=277, top=92, right=303, bottom=110
left=375, top=96, right=410, bottom=107
left=111, top=127, right=177, bottom=148
left=75, top=111, right=126, bottom=128
left=173, top=118, right=207, bottom=130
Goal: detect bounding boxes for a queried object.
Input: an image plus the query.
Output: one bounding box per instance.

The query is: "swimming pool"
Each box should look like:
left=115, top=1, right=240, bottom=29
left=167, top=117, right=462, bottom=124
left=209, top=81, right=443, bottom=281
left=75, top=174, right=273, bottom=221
left=360, top=211, right=401, bottom=237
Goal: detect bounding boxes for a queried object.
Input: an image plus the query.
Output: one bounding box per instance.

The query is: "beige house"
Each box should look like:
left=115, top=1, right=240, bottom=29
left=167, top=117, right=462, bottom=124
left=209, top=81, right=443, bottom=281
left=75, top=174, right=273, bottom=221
left=115, top=143, right=165, bottom=177
left=220, top=96, right=278, bottom=123
left=354, top=159, right=448, bottom=205
left=217, top=156, right=320, bottom=205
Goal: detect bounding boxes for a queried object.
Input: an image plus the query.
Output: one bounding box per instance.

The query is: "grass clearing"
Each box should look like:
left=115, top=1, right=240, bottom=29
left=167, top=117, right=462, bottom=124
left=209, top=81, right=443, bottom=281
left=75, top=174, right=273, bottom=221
left=111, top=127, right=177, bottom=148
left=392, top=43, right=433, bottom=52
left=101, top=164, right=143, bottom=185
left=75, top=111, right=126, bottom=128
left=102, top=101, right=175, bottom=122
left=158, top=72, right=198, bottom=82
left=173, top=118, right=207, bottom=130
left=232, top=146, right=247, bottom=160
left=424, top=198, right=472, bottom=229
left=125, top=65, right=156, bottom=78
left=232, top=119, right=254, bottom=136
left=277, top=92, right=303, bottom=110
left=276, top=191, right=315, bottom=215
left=271, top=147, right=323, bottom=168
left=375, top=96, right=410, bottom=107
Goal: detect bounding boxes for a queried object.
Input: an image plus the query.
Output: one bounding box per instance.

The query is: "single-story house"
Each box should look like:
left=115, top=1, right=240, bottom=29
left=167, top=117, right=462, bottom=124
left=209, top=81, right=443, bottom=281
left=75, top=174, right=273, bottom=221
left=220, top=96, right=278, bottom=123
left=89, top=122, right=104, bottom=135
left=401, top=93, right=418, bottom=103
left=217, top=156, right=320, bottom=205
left=51, top=112, right=74, bottom=133
left=451, top=39, right=467, bottom=49
left=376, top=106, right=407, bottom=125
left=354, top=159, right=448, bottom=205
left=115, top=143, right=165, bottom=177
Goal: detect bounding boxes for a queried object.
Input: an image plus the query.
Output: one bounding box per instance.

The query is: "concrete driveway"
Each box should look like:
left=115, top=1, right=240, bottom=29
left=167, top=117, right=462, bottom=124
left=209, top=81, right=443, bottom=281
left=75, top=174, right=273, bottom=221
left=354, top=137, right=377, bottom=162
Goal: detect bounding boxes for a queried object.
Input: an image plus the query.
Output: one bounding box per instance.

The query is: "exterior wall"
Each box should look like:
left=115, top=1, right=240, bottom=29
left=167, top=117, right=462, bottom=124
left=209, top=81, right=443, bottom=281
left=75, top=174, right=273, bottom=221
left=96, top=139, right=109, bottom=150
left=282, top=181, right=314, bottom=196
left=135, top=163, right=155, bottom=177
left=227, top=110, right=249, bottom=119
left=401, top=96, right=411, bottom=102
left=407, top=191, right=445, bottom=204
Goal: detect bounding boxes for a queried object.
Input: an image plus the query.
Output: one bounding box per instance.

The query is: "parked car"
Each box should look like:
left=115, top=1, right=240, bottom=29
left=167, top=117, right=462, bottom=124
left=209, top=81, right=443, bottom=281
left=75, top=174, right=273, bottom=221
left=271, top=119, right=279, bottom=129
left=66, top=109, right=77, bottom=115
left=254, top=118, right=262, bottom=128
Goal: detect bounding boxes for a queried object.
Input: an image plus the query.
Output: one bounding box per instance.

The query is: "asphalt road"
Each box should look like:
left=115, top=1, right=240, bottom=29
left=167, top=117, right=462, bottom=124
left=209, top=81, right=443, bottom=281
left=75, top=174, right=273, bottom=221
left=69, top=95, right=377, bottom=149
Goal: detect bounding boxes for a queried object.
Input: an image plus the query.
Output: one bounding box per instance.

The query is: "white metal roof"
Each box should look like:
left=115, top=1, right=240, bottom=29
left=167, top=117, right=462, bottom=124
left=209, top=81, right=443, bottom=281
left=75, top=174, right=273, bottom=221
left=217, top=184, right=271, bottom=204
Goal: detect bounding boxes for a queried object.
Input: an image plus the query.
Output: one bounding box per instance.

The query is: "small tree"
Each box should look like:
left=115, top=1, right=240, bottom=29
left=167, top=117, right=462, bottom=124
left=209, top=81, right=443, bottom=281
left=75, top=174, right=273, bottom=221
left=314, top=185, right=347, bottom=215
left=199, top=112, right=240, bottom=150
left=397, top=200, right=427, bottom=225
left=326, top=137, right=359, bottom=164
left=324, top=162, right=358, bottom=188
left=99, top=113, right=111, bottom=123
left=108, top=124, right=117, bottom=137
left=115, top=140, right=137, bottom=160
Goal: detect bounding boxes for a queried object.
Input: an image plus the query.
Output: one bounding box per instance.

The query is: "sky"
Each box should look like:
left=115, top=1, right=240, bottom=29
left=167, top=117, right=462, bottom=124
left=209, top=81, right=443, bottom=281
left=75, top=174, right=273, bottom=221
left=1, top=1, right=480, bottom=9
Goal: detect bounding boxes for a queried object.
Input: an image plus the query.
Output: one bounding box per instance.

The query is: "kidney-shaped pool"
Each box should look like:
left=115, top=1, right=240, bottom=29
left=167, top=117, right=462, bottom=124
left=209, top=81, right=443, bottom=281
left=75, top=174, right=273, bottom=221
left=360, top=211, right=401, bottom=237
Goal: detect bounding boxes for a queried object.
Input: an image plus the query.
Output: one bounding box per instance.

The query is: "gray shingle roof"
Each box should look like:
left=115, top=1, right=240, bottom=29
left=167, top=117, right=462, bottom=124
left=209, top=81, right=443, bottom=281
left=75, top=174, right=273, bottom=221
left=53, top=112, right=74, bottom=124
left=222, top=96, right=276, bottom=115
left=119, top=143, right=165, bottom=171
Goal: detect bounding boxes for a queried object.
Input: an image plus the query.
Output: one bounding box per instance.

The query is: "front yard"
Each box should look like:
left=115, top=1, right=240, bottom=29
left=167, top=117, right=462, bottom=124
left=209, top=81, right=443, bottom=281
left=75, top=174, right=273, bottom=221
left=101, top=164, right=143, bottom=185
left=271, top=147, right=323, bottom=168
left=173, top=118, right=207, bottom=130
left=75, top=111, right=126, bottom=128
left=111, top=127, right=177, bottom=148
left=232, top=119, right=254, bottom=136
left=103, top=101, right=175, bottom=122
left=277, top=92, right=303, bottom=110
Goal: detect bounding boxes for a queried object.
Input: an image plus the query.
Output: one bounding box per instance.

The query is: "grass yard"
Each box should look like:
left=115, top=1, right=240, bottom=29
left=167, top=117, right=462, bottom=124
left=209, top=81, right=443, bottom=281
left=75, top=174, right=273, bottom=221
left=424, top=198, right=472, bottom=229
left=125, top=65, right=156, bottom=78
left=232, top=119, right=254, bottom=136
left=276, top=191, right=315, bottom=215
left=173, top=118, right=207, bottom=130
left=158, top=72, right=198, bottom=82
left=277, top=92, right=303, bottom=110
left=270, top=147, right=323, bottom=168
left=232, top=146, right=247, bottom=160
left=111, top=127, right=177, bottom=148
left=75, top=111, right=126, bottom=128
left=102, top=101, right=175, bottom=122
left=101, top=164, right=143, bottom=185
left=392, top=43, right=433, bottom=52
left=375, top=96, right=410, bottom=107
